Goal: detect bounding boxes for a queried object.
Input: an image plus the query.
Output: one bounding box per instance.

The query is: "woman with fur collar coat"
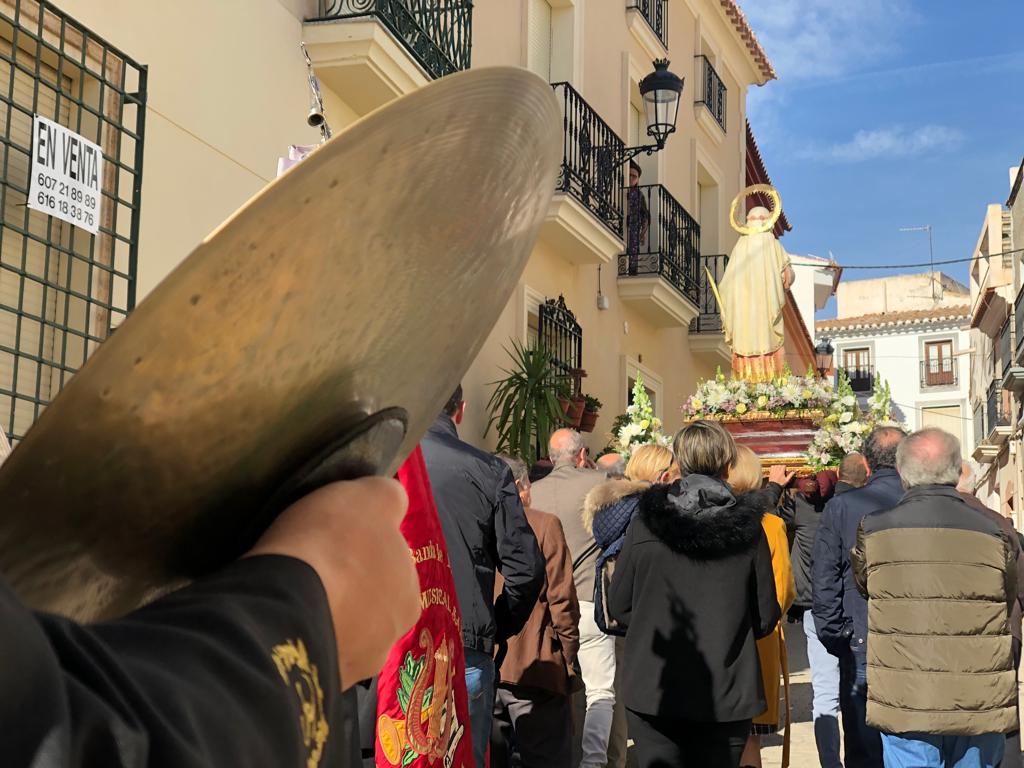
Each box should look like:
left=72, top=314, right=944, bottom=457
left=584, top=446, right=680, bottom=601
left=608, top=422, right=783, bottom=768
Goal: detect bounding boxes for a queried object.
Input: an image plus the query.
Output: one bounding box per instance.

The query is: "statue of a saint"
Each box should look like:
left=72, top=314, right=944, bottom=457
left=710, top=185, right=794, bottom=382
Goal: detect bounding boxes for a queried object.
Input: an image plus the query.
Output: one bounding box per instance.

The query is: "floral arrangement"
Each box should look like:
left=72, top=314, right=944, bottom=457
left=805, top=371, right=906, bottom=471
left=684, top=366, right=836, bottom=420
left=607, top=375, right=672, bottom=459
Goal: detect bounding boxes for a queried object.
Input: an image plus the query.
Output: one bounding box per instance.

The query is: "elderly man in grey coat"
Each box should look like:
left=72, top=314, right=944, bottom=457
left=531, top=429, right=610, bottom=768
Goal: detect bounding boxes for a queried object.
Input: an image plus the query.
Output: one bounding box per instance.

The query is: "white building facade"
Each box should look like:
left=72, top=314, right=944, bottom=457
left=817, top=305, right=975, bottom=453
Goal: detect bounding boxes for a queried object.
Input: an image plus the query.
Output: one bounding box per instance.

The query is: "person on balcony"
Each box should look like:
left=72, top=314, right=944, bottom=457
left=625, top=160, right=649, bottom=276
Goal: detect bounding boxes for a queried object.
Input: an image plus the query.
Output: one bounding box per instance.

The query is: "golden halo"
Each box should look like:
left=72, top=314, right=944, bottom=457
left=730, top=184, right=782, bottom=235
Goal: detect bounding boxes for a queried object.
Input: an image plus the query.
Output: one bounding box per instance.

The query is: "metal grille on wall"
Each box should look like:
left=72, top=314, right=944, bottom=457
left=538, top=294, right=582, bottom=382
left=0, top=0, right=146, bottom=442
left=695, top=54, right=726, bottom=131
left=313, top=0, right=473, bottom=81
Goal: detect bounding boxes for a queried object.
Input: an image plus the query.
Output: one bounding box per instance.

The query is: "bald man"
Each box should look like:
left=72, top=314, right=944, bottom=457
left=531, top=429, right=610, bottom=768
left=596, top=452, right=626, bottom=479
left=836, top=452, right=868, bottom=494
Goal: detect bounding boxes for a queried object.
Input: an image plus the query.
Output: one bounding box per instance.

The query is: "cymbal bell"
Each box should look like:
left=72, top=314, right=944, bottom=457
left=0, top=67, right=562, bottom=621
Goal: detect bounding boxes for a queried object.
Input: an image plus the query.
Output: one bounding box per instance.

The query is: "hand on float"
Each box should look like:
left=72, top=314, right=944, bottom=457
left=247, top=477, right=420, bottom=689
left=767, top=464, right=795, bottom=488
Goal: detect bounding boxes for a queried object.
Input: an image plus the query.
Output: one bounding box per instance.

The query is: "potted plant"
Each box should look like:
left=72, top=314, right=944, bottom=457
left=579, top=394, right=602, bottom=433
left=485, top=340, right=569, bottom=463
left=566, top=392, right=586, bottom=429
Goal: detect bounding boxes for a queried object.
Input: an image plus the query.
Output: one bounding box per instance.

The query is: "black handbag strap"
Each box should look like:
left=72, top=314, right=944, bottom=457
left=572, top=542, right=600, bottom=574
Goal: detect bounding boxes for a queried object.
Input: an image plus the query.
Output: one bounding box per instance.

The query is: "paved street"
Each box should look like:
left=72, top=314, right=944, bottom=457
left=760, top=618, right=1022, bottom=768
left=761, top=617, right=826, bottom=768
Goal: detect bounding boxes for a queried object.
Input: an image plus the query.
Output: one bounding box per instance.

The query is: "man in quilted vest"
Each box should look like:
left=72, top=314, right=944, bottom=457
left=852, top=428, right=1017, bottom=768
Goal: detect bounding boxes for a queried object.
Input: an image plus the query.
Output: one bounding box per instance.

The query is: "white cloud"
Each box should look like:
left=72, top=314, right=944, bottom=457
left=742, top=0, right=915, bottom=149
left=741, top=0, right=915, bottom=82
left=797, top=125, right=965, bottom=163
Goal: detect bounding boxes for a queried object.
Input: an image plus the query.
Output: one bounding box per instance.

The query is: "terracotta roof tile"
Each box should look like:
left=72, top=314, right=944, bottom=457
left=719, top=1, right=777, bottom=83
left=817, top=304, right=971, bottom=332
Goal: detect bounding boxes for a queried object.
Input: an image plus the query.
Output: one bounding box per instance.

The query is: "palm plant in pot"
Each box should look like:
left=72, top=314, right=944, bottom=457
left=486, top=340, right=569, bottom=463
left=579, top=394, right=602, bottom=433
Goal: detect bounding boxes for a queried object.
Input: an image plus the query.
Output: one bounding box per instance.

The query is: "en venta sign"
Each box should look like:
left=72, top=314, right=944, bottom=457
left=27, top=115, right=103, bottom=235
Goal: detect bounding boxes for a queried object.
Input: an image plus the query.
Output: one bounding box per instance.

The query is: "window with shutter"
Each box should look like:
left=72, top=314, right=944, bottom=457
left=527, top=0, right=552, bottom=82
left=920, top=404, right=963, bottom=446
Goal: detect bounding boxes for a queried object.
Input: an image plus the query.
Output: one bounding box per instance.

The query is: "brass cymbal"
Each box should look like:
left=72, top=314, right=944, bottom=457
left=0, top=67, right=561, bottom=620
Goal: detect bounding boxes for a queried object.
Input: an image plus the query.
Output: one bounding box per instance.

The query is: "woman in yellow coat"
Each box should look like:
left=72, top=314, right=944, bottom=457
left=729, top=445, right=796, bottom=768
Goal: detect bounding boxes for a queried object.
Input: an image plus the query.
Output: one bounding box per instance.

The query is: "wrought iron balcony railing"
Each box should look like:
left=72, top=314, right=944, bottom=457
left=695, top=55, right=726, bottom=131
left=920, top=359, right=956, bottom=388
left=987, top=379, right=1010, bottom=435
left=1001, top=317, right=1012, bottom=379
left=690, top=254, right=728, bottom=333
left=846, top=366, right=875, bottom=394
left=551, top=82, right=625, bottom=237
left=627, top=0, right=667, bottom=48
left=619, top=184, right=700, bottom=305
left=313, top=0, right=472, bottom=80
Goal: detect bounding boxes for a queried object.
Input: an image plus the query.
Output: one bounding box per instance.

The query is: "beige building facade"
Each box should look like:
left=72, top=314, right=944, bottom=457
left=969, top=187, right=1021, bottom=525
left=0, top=0, right=792, bottom=454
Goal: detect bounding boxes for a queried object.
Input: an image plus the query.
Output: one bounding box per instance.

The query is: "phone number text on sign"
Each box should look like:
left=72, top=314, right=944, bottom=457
left=27, top=115, right=103, bottom=235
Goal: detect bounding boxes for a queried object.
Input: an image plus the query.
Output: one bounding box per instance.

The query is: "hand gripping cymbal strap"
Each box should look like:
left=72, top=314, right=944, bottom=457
left=230, top=408, right=409, bottom=566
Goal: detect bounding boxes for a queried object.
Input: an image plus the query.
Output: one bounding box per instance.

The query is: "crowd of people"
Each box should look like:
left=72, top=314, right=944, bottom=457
left=423, top=386, right=1024, bottom=768
left=3, top=385, right=1022, bottom=768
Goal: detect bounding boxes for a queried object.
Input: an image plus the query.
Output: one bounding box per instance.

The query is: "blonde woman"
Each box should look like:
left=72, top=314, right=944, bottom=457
left=729, top=446, right=796, bottom=768
left=585, top=445, right=679, bottom=768
left=584, top=445, right=680, bottom=633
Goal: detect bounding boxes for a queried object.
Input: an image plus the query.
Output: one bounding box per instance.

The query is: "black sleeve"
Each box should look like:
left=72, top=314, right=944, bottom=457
left=1, top=555, right=346, bottom=768
left=493, top=466, right=544, bottom=640
left=811, top=500, right=853, bottom=656
left=750, top=531, right=781, bottom=639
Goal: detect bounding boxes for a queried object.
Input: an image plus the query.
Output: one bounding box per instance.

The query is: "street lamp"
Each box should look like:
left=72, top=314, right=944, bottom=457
left=815, top=338, right=835, bottom=378
left=619, top=59, right=684, bottom=165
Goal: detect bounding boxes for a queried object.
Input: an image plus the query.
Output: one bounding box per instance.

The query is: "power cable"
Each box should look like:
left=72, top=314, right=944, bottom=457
left=757, top=245, right=1024, bottom=272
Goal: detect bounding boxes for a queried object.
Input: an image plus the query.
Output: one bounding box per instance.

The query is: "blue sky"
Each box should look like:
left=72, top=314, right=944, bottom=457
left=741, top=0, right=1024, bottom=318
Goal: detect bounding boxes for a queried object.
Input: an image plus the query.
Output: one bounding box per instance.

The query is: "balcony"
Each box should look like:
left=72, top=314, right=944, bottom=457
left=542, top=83, right=625, bottom=267
left=695, top=55, right=727, bottom=140
left=987, top=378, right=1011, bottom=440
left=617, top=184, right=700, bottom=327
left=920, top=359, right=957, bottom=389
left=305, top=0, right=472, bottom=115
left=973, top=404, right=987, bottom=462
left=1016, top=283, right=1024, bottom=365
left=974, top=381, right=1011, bottom=463
left=846, top=366, right=875, bottom=394
left=1002, top=311, right=1024, bottom=393
left=626, top=0, right=667, bottom=58
left=689, top=254, right=731, bottom=365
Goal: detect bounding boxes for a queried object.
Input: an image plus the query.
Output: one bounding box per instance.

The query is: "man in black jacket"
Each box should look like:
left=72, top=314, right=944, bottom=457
left=420, top=385, right=544, bottom=768
left=812, top=427, right=905, bottom=768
